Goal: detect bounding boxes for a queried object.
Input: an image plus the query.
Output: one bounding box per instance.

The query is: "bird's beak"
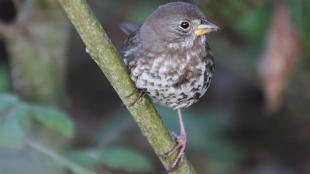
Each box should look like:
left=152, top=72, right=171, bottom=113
left=194, top=19, right=219, bottom=36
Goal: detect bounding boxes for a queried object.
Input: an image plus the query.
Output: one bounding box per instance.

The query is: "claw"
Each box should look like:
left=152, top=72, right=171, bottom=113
left=169, top=135, right=187, bottom=171
left=163, top=134, right=187, bottom=171
left=162, top=142, right=182, bottom=160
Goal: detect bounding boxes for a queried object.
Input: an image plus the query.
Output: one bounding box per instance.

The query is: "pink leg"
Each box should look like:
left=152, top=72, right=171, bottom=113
left=165, top=108, right=187, bottom=171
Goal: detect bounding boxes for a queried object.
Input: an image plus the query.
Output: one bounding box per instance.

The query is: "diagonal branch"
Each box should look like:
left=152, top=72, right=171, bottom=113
left=57, top=0, right=197, bottom=173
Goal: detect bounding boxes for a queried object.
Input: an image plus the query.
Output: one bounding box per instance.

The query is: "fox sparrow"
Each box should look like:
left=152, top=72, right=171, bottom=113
left=121, top=2, right=218, bottom=170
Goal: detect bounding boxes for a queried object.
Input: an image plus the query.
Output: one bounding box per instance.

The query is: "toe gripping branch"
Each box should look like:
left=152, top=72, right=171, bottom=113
left=162, top=109, right=188, bottom=172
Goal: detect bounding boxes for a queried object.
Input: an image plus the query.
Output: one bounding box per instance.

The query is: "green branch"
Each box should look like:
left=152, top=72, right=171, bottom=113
left=57, top=0, right=197, bottom=173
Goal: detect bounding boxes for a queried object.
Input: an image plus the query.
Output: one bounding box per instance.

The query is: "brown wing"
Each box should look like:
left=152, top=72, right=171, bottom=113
left=203, top=42, right=215, bottom=89
left=121, top=28, right=141, bottom=65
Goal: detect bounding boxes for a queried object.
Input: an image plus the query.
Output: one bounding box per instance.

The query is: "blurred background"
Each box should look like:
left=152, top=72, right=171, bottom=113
left=0, top=0, right=309, bottom=173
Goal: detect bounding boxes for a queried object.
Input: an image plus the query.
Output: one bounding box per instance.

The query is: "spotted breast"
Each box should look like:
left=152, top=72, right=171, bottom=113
left=123, top=33, right=214, bottom=110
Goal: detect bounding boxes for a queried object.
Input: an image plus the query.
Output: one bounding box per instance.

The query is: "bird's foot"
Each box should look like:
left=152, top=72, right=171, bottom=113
left=163, top=132, right=187, bottom=172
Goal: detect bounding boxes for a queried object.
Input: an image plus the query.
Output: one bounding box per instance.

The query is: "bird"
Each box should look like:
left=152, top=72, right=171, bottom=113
left=121, top=1, right=218, bottom=171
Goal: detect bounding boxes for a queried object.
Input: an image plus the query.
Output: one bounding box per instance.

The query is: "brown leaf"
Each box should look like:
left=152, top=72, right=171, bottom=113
left=258, top=2, right=302, bottom=112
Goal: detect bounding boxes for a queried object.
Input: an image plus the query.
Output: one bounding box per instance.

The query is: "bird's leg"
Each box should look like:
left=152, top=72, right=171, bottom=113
left=164, top=108, right=187, bottom=171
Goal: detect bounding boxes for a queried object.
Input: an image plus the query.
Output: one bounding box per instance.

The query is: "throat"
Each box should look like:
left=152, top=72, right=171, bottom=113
left=167, top=36, right=206, bottom=51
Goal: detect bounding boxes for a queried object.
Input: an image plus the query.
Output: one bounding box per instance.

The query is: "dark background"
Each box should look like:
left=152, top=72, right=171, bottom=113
left=0, top=0, right=309, bottom=174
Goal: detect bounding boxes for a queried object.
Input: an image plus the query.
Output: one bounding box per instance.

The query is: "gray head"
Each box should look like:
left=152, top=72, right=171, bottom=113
left=140, top=2, right=218, bottom=52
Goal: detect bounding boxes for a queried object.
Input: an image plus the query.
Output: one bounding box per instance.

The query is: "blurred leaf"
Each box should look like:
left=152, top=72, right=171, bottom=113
left=65, top=149, right=100, bottom=168
left=99, top=147, right=152, bottom=172
left=0, top=112, right=25, bottom=150
left=15, top=103, right=33, bottom=131
left=0, top=94, right=73, bottom=137
left=258, top=2, right=302, bottom=112
left=0, top=93, right=19, bottom=111
left=0, top=94, right=32, bottom=150
left=0, top=94, right=24, bottom=150
left=31, top=105, right=74, bottom=138
left=65, top=147, right=152, bottom=172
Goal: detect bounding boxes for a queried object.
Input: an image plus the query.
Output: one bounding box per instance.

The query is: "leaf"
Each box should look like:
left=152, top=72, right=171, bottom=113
left=98, top=147, right=152, bottom=172
left=0, top=93, right=19, bottom=112
left=65, top=149, right=100, bottom=168
left=0, top=112, right=25, bottom=150
left=15, top=103, right=33, bottom=131
left=30, top=105, right=74, bottom=138
left=65, top=147, right=152, bottom=172
left=258, top=2, right=302, bottom=112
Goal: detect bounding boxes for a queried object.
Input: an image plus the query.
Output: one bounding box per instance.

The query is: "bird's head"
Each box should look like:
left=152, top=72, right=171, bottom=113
left=140, top=2, right=219, bottom=50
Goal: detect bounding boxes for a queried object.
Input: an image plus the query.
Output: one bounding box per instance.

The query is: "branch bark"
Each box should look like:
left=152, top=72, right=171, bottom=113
left=57, top=0, right=197, bottom=173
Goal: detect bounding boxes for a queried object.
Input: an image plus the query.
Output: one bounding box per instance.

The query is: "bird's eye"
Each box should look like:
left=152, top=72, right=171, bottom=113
left=179, top=21, right=190, bottom=30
